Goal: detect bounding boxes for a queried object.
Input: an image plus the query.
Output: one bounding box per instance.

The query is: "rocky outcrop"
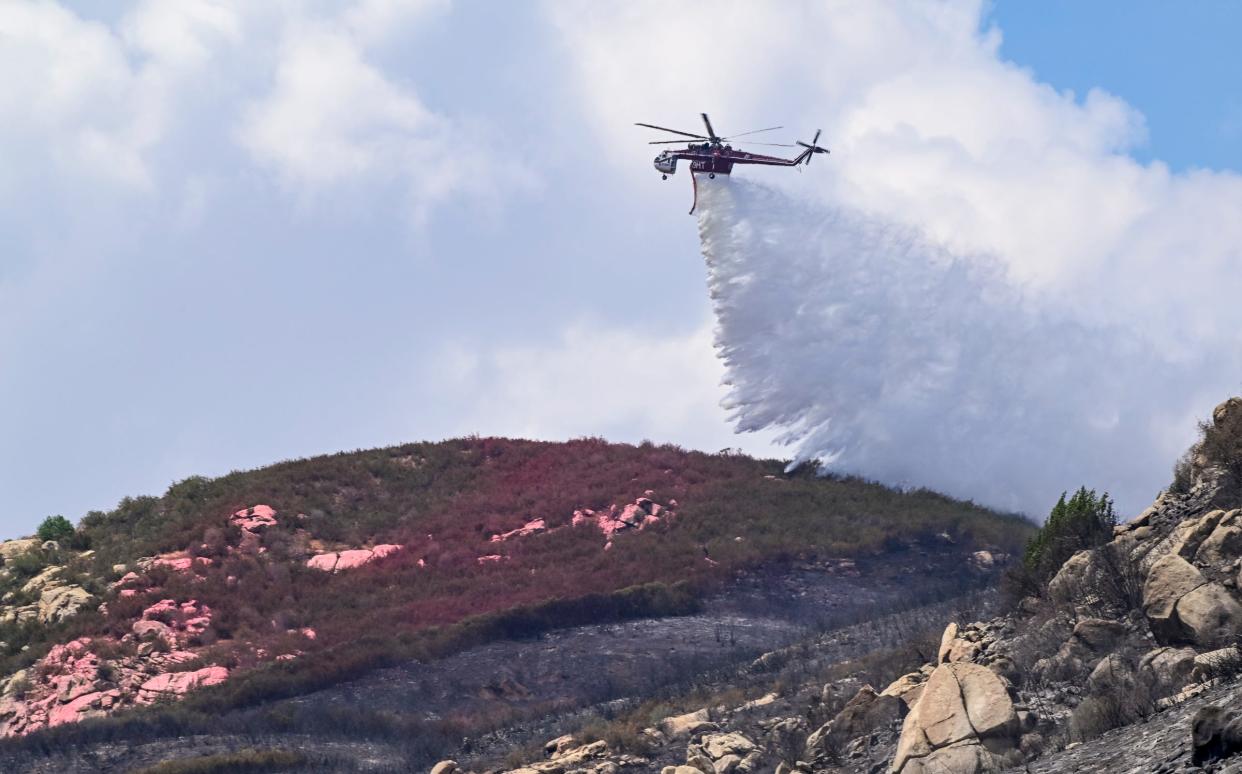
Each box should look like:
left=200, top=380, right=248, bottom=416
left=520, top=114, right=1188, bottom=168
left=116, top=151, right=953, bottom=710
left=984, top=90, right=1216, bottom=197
left=1143, top=553, right=1242, bottom=647
left=806, top=685, right=904, bottom=760
left=38, top=584, right=93, bottom=624
left=690, top=731, right=763, bottom=773
left=306, top=544, right=401, bottom=572
left=136, top=666, right=228, bottom=704
left=0, top=538, right=39, bottom=563
left=573, top=493, right=677, bottom=548
left=891, top=662, right=1019, bottom=773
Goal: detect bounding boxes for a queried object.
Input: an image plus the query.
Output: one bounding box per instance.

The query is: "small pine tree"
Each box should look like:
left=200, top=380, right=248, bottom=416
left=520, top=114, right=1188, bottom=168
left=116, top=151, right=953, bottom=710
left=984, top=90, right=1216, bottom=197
left=1022, top=487, right=1117, bottom=587
left=36, top=514, right=76, bottom=544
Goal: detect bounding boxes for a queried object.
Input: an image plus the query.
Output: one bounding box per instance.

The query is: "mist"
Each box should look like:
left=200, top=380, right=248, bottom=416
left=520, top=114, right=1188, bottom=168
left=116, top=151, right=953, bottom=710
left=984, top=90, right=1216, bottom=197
left=696, top=177, right=1221, bottom=518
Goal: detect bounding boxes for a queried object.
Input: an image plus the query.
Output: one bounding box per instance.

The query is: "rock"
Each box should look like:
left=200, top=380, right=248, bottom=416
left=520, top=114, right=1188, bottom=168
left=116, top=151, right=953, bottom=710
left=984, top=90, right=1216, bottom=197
left=700, top=731, right=756, bottom=760
left=37, top=585, right=94, bottom=624
left=1085, top=654, right=1133, bottom=695
left=659, top=708, right=717, bottom=740
left=1140, top=565, right=1241, bottom=646
left=429, top=762, right=458, bottom=774
left=1139, top=646, right=1197, bottom=690
left=1171, top=510, right=1229, bottom=560
left=1192, top=705, right=1242, bottom=764
left=132, top=620, right=173, bottom=642
left=881, top=671, right=929, bottom=708
left=891, top=662, right=1018, bottom=773
left=136, top=666, right=228, bottom=703
left=333, top=549, right=376, bottom=571
left=306, top=553, right=339, bottom=572
left=806, top=685, right=903, bottom=757
left=545, top=734, right=576, bottom=757
left=898, top=743, right=995, bottom=774
left=1178, top=582, right=1242, bottom=647
left=1193, top=646, right=1242, bottom=681
left=0, top=538, right=39, bottom=562
left=40, top=540, right=59, bottom=552
left=1048, top=550, right=1094, bottom=604
left=937, top=622, right=959, bottom=663
left=1215, top=398, right=1242, bottom=426
left=1070, top=618, right=1128, bottom=652
left=21, top=566, right=62, bottom=596
left=306, top=545, right=401, bottom=573
left=1195, top=510, right=1242, bottom=568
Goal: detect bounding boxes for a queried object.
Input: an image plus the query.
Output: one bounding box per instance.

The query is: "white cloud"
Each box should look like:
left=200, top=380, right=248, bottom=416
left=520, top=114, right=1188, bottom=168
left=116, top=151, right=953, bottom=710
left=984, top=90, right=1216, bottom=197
left=547, top=0, right=1242, bottom=513
left=237, top=25, right=439, bottom=187
left=236, top=2, right=532, bottom=219
left=425, top=323, right=782, bottom=457
left=344, top=0, right=449, bottom=43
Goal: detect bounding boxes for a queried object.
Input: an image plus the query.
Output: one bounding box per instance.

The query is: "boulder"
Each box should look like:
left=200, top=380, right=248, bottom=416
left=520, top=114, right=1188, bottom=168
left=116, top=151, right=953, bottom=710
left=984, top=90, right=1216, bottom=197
left=1048, top=550, right=1093, bottom=604
left=136, top=666, right=228, bottom=703
left=881, top=671, right=930, bottom=708
left=1143, top=554, right=1209, bottom=641
left=0, top=538, right=40, bottom=562
left=937, top=622, right=959, bottom=664
left=1176, top=582, right=1242, bottom=647
left=1193, top=705, right=1242, bottom=764
left=891, top=663, right=1018, bottom=773
left=21, top=566, right=62, bottom=595
left=658, top=708, right=717, bottom=740
left=1085, top=654, right=1133, bottom=695
left=37, top=585, right=94, bottom=624
left=429, top=762, right=458, bottom=774
left=1192, top=647, right=1242, bottom=683
left=1069, top=618, right=1128, bottom=653
left=1194, top=510, right=1242, bottom=568
left=806, top=685, right=903, bottom=757
left=1139, top=646, right=1197, bottom=690
left=1170, top=510, right=1228, bottom=560
left=700, top=731, right=756, bottom=760
left=132, top=620, right=173, bottom=642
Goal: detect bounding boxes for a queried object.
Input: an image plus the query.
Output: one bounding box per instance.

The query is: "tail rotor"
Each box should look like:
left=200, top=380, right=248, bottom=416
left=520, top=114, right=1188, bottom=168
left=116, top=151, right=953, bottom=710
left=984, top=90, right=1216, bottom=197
left=797, top=129, right=829, bottom=165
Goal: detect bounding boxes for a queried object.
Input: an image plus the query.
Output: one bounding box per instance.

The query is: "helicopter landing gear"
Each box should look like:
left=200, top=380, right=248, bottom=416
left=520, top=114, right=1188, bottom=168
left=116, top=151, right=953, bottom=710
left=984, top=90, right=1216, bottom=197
left=708, top=173, right=715, bottom=179
left=662, top=174, right=667, bottom=180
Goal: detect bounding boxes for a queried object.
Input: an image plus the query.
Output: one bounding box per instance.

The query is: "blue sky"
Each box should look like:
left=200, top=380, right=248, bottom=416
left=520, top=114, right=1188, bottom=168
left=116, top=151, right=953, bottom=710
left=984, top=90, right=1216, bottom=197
left=3, top=0, right=1242, bottom=536
left=989, top=0, right=1242, bottom=171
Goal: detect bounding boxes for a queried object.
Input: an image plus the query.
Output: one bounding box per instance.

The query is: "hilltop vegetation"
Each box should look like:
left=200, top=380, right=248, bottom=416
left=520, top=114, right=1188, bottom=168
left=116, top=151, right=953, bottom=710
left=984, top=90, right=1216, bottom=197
left=0, top=436, right=1032, bottom=750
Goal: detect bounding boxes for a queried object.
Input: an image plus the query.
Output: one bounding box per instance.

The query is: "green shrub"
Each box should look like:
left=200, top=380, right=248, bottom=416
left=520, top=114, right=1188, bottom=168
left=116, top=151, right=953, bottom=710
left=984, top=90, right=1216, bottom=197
left=1006, top=487, right=1115, bottom=600
left=128, top=748, right=306, bottom=774
left=36, top=515, right=75, bottom=544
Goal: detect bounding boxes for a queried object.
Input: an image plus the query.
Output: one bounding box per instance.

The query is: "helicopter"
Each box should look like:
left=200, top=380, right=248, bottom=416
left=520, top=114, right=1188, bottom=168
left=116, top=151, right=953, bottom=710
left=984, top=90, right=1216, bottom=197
left=636, top=113, right=828, bottom=212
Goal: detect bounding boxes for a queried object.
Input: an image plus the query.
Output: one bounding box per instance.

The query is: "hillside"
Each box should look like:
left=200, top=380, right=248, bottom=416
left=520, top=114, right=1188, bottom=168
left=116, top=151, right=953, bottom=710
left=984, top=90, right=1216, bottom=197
left=403, top=395, right=1242, bottom=774
left=0, top=436, right=1031, bottom=766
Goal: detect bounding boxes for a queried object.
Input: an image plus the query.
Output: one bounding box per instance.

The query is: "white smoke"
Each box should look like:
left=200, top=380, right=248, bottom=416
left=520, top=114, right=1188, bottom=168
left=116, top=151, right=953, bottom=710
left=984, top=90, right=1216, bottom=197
left=696, top=176, right=1223, bottom=517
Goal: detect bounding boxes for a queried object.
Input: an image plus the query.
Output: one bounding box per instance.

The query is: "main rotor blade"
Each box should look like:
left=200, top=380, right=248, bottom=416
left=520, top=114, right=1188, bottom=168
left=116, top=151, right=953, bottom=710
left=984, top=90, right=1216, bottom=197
left=648, top=139, right=698, bottom=145
left=701, top=113, right=719, bottom=141
left=735, top=141, right=797, bottom=147
left=635, top=122, right=707, bottom=139
left=722, top=126, right=783, bottom=140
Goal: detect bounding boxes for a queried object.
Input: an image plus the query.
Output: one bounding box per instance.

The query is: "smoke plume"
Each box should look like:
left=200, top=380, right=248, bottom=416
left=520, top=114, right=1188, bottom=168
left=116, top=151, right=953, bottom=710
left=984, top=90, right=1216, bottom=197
left=696, top=177, right=1219, bottom=517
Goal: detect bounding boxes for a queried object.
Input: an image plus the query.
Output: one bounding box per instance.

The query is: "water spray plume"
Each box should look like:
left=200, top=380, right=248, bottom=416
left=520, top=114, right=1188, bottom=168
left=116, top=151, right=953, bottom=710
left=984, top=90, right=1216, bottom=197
left=695, top=177, right=1210, bottom=517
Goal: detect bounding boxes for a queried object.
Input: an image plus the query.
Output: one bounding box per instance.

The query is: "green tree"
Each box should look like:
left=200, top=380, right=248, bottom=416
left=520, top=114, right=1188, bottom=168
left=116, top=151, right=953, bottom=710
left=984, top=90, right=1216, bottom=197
left=1023, top=487, right=1117, bottom=588
left=36, top=514, right=76, bottom=544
